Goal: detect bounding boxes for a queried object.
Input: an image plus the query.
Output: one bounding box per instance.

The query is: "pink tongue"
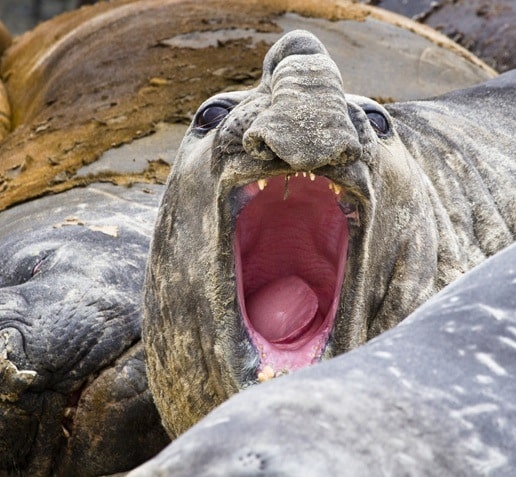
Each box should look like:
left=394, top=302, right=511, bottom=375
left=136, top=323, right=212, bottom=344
left=246, top=275, right=319, bottom=344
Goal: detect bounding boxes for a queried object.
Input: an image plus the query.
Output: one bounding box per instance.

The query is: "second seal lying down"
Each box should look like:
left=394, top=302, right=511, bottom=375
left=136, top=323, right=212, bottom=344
left=143, top=30, right=516, bottom=437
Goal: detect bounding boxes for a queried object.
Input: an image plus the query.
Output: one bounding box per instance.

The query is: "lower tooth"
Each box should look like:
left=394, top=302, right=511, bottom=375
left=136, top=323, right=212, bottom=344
left=257, top=365, right=276, bottom=382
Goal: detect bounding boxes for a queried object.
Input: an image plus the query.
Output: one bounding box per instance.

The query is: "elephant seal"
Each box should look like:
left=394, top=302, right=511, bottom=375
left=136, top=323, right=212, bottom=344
left=133, top=242, right=516, bottom=476
left=143, top=30, right=515, bottom=437
left=0, top=183, right=169, bottom=476
left=0, top=2, right=498, bottom=475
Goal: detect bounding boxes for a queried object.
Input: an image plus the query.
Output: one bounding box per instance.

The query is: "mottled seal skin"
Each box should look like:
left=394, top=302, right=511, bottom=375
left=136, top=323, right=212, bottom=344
left=133, top=242, right=516, bottom=477
left=143, top=30, right=515, bottom=437
left=0, top=183, right=169, bottom=476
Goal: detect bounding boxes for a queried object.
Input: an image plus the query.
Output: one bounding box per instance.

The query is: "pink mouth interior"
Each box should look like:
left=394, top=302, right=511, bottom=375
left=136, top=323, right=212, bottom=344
left=234, top=174, right=348, bottom=373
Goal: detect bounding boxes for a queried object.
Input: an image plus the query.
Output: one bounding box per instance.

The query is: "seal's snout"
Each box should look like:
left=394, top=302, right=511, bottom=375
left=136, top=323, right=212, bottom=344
left=261, top=30, right=329, bottom=79
left=243, top=30, right=363, bottom=171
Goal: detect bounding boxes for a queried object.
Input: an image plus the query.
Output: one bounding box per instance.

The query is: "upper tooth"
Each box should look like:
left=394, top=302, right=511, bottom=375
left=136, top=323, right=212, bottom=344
left=328, top=181, right=342, bottom=195
left=309, top=172, right=316, bottom=181
left=257, top=179, right=268, bottom=191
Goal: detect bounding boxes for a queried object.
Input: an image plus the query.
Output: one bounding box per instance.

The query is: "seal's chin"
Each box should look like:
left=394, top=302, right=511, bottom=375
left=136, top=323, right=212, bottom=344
left=233, top=174, right=350, bottom=378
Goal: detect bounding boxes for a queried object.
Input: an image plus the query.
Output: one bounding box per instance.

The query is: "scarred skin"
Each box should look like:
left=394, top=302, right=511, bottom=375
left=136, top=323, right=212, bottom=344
left=143, top=30, right=515, bottom=438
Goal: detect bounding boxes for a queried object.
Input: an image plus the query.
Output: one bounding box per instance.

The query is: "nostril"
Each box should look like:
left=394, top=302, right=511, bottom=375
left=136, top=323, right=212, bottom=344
left=0, top=325, right=30, bottom=368
left=243, top=130, right=276, bottom=162
left=256, top=142, right=268, bottom=155
left=1, top=329, right=38, bottom=403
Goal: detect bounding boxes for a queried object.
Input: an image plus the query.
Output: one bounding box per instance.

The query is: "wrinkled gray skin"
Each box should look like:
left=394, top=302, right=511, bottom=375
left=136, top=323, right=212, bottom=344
left=134, top=242, right=516, bottom=476
left=0, top=183, right=169, bottom=477
left=144, top=30, right=515, bottom=438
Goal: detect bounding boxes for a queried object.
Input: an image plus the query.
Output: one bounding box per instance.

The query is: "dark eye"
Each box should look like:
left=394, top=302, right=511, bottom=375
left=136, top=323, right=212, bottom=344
left=366, top=111, right=390, bottom=137
left=194, top=103, right=231, bottom=132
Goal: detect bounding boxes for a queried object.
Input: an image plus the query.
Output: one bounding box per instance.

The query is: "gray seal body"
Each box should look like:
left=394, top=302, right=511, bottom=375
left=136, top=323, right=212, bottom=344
left=0, top=183, right=169, bottom=476
left=135, top=242, right=516, bottom=476
left=143, top=30, right=515, bottom=437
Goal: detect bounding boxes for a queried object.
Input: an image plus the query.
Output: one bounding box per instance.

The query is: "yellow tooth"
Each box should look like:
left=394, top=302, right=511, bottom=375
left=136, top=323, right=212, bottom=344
left=295, top=172, right=299, bottom=177
left=309, top=172, right=316, bottom=181
left=257, top=178, right=268, bottom=191
left=302, top=172, right=307, bottom=178
left=257, top=372, right=268, bottom=382
left=329, top=181, right=342, bottom=195
left=257, top=365, right=276, bottom=382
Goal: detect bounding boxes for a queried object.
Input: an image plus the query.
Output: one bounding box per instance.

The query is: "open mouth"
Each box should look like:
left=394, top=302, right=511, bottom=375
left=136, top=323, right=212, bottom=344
left=233, top=173, right=354, bottom=379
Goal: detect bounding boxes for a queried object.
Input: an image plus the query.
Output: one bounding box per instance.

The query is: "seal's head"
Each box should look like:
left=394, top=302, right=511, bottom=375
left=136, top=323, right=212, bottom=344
left=144, top=30, right=450, bottom=436
left=0, top=185, right=168, bottom=475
